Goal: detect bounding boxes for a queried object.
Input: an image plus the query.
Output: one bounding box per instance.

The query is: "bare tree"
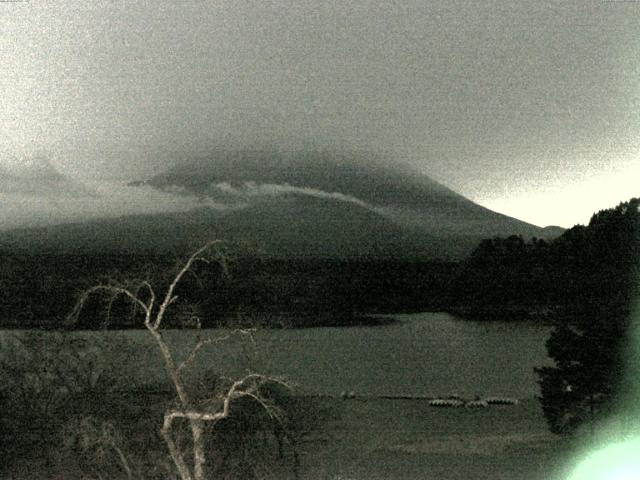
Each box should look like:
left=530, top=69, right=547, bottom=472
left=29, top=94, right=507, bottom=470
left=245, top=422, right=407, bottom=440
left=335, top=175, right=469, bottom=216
left=69, top=241, right=288, bottom=480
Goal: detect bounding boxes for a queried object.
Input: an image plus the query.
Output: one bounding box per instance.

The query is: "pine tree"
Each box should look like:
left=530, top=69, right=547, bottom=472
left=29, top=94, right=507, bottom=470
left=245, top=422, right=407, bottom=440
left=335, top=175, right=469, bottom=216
left=536, top=198, right=639, bottom=434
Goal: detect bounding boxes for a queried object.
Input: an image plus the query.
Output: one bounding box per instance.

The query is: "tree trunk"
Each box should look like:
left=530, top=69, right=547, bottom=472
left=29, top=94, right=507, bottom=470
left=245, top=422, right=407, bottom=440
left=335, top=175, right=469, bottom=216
left=192, top=419, right=206, bottom=480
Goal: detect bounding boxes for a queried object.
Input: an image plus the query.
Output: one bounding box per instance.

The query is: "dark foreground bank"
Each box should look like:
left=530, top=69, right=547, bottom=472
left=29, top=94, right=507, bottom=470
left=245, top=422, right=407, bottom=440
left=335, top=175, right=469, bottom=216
left=2, top=389, right=574, bottom=480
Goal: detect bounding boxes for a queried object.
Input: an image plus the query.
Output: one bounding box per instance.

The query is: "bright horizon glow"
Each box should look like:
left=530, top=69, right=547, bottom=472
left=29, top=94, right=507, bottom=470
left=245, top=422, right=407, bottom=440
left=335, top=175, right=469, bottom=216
left=473, top=160, right=640, bottom=228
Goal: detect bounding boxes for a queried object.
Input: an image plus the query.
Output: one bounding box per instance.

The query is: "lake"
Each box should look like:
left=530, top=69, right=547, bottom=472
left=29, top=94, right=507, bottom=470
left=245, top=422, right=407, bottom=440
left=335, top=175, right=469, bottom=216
left=65, top=312, right=553, bottom=399
left=1, top=313, right=564, bottom=479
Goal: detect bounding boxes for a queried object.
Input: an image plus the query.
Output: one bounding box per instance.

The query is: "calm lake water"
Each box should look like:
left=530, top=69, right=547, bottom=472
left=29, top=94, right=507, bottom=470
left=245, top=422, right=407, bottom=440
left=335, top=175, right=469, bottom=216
left=2, top=312, right=553, bottom=399
left=53, top=312, right=551, bottom=399
left=245, top=312, right=553, bottom=399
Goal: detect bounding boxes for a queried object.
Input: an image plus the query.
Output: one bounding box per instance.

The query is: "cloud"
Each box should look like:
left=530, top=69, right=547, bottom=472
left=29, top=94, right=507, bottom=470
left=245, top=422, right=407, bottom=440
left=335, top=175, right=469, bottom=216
left=0, top=155, right=91, bottom=197
left=0, top=156, right=379, bottom=230
left=0, top=181, right=231, bottom=230
left=0, top=155, right=238, bottom=229
left=209, top=181, right=371, bottom=209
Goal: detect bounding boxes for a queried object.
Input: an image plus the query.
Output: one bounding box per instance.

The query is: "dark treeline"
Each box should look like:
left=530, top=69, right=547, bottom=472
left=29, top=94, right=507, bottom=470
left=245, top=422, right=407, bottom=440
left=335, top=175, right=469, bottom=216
left=535, top=199, right=637, bottom=434
left=448, top=198, right=639, bottom=433
left=1, top=198, right=636, bottom=330
left=0, top=251, right=171, bottom=328
left=0, top=250, right=456, bottom=329
left=189, top=257, right=457, bottom=328
left=448, top=198, right=639, bottom=321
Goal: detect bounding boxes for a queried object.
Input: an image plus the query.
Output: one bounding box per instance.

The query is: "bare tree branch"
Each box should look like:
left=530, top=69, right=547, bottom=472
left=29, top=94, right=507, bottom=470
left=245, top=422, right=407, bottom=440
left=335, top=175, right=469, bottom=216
left=69, top=241, right=292, bottom=480
left=155, top=240, right=222, bottom=330
left=164, top=374, right=289, bottom=426
left=176, top=335, right=231, bottom=374
left=68, top=285, right=151, bottom=326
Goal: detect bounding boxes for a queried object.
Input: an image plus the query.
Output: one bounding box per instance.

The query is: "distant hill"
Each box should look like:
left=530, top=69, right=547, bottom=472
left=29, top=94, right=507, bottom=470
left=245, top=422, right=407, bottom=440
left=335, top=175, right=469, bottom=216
left=140, top=149, right=552, bottom=240
left=0, top=150, right=563, bottom=259
left=0, top=197, right=475, bottom=259
left=208, top=194, right=467, bottom=259
left=539, top=225, right=566, bottom=238
left=0, top=156, right=90, bottom=197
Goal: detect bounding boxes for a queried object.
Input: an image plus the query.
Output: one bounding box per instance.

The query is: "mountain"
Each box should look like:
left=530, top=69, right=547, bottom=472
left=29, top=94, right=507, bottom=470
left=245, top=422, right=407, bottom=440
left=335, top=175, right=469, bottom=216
left=0, top=156, right=90, bottom=197
left=139, top=149, right=560, bottom=237
left=0, top=150, right=564, bottom=259
left=539, top=225, right=567, bottom=238
left=210, top=194, right=468, bottom=258
left=0, top=195, right=471, bottom=258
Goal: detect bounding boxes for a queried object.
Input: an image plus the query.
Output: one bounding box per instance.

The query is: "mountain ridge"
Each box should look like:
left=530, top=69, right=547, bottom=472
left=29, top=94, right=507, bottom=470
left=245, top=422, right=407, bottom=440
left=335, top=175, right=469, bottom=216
left=0, top=150, right=564, bottom=259
left=137, top=149, right=557, bottom=236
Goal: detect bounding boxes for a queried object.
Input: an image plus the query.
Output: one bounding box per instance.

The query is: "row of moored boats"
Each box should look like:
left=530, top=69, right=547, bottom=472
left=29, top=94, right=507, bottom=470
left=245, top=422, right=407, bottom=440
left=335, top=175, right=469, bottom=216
left=428, top=397, right=518, bottom=408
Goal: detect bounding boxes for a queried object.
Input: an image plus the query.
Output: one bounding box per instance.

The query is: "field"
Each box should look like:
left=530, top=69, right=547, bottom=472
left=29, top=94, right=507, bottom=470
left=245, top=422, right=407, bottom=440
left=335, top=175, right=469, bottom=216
left=0, top=315, right=576, bottom=479
left=303, top=397, right=573, bottom=480
left=4, top=392, right=575, bottom=480
left=41, top=313, right=551, bottom=398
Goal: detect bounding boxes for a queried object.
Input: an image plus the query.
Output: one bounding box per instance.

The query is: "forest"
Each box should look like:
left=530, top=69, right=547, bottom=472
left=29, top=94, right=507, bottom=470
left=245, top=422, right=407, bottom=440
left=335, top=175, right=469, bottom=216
left=0, top=250, right=456, bottom=329
left=0, top=198, right=637, bottom=331
left=449, top=197, right=639, bottom=322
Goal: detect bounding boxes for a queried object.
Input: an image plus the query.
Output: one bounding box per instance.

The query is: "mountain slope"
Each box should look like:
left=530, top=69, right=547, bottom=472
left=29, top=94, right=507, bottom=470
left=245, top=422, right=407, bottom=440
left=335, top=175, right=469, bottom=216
left=0, top=195, right=476, bottom=259
left=0, top=150, right=564, bottom=259
left=0, top=156, right=90, bottom=197
left=211, top=194, right=470, bottom=258
left=140, top=149, right=553, bottom=238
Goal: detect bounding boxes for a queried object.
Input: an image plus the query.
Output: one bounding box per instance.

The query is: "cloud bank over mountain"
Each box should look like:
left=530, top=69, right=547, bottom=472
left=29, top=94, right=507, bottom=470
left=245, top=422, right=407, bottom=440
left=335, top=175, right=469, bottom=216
left=0, top=155, right=225, bottom=229
left=0, top=154, right=384, bottom=230
left=0, top=156, right=89, bottom=197
left=208, top=181, right=371, bottom=209
left=0, top=150, right=566, bottom=258
left=0, top=184, right=213, bottom=230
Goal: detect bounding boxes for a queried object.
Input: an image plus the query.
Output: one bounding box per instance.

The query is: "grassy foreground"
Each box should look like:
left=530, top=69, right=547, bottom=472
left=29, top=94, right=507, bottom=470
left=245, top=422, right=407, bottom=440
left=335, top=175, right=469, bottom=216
left=4, top=393, right=575, bottom=480
left=302, top=397, right=573, bottom=480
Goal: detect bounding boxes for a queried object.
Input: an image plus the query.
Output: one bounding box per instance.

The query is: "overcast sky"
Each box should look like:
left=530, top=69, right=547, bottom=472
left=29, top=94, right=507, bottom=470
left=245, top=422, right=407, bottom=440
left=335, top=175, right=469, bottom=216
left=1, top=1, right=639, bottom=227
